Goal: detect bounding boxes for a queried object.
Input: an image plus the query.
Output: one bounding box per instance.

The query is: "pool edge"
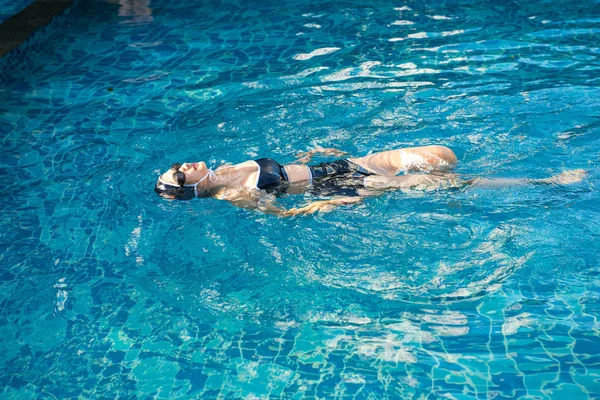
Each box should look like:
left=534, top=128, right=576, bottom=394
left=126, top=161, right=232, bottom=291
left=0, top=0, right=74, bottom=58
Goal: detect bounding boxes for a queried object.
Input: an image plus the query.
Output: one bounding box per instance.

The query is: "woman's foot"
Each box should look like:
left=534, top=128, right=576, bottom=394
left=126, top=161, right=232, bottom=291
left=541, top=169, right=587, bottom=185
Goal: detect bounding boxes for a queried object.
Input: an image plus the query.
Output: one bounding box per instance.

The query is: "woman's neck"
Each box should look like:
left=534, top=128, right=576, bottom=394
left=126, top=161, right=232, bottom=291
left=201, top=165, right=235, bottom=191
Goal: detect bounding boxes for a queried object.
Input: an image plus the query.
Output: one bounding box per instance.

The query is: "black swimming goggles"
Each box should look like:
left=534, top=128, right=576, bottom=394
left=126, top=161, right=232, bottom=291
left=171, top=163, right=185, bottom=186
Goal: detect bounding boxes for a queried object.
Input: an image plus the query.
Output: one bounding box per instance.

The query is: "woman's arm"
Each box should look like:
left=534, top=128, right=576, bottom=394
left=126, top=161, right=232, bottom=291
left=283, top=197, right=362, bottom=216
left=295, top=146, right=348, bottom=164
left=217, top=188, right=362, bottom=216
left=216, top=189, right=285, bottom=216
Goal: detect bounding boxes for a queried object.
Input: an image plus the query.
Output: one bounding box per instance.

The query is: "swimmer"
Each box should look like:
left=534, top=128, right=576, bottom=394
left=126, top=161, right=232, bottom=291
left=155, top=145, right=586, bottom=216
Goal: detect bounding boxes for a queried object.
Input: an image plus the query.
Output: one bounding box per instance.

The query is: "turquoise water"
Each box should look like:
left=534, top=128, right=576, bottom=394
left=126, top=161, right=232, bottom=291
left=1, top=0, right=600, bottom=397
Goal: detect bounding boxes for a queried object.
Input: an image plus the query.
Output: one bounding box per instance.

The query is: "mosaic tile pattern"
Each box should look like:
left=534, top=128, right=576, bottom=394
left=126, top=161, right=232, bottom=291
left=1, top=0, right=600, bottom=397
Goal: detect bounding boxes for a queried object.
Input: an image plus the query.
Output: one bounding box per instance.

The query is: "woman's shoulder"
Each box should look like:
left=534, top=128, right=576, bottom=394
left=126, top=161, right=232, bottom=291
left=236, top=160, right=260, bottom=169
left=215, top=160, right=259, bottom=172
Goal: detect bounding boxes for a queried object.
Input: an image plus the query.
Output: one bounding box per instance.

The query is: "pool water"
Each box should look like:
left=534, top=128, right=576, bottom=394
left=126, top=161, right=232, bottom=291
left=1, top=0, right=600, bottom=397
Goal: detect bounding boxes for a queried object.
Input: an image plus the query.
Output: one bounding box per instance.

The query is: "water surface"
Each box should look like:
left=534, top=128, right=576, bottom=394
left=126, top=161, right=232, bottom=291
left=1, top=0, right=599, bottom=397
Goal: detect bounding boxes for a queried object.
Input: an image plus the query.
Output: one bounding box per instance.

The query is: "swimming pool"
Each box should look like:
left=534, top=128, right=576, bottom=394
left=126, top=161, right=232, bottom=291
left=1, top=0, right=599, bottom=397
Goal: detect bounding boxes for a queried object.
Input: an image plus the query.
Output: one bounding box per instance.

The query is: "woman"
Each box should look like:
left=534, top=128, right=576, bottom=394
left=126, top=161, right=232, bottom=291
left=155, top=145, right=584, bottom=216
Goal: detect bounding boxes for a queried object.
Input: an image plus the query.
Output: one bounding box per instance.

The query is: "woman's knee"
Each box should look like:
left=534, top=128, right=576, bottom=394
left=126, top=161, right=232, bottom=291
left=426, top=146, right=457, bottom=164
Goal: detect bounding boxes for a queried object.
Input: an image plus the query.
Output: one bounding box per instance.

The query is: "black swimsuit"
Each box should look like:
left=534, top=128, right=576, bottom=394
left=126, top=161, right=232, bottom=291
left=254, top=158, right=289, bottom=190
left=254, top=158, right=373, bottom=195
left=308, top=159, right=372, bottom=179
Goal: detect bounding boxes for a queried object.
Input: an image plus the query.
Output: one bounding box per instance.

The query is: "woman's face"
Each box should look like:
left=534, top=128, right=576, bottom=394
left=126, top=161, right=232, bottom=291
left=160, top=162, right=208, bottom=185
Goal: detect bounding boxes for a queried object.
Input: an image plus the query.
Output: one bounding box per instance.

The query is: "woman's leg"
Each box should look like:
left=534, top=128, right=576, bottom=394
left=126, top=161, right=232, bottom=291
left=363, top=169, right=586, bottom=191
left=363, top=173, right=465, bottom=191
left=349, top=145, right=458, bottom=176
left=470, top=169, right=586, bottom=188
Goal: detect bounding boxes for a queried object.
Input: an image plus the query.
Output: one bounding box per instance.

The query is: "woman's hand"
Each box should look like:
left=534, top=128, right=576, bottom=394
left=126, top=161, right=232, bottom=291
left=295, top=146, right=348, bottom=164
left=536, top=169, right=586, bottom=185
